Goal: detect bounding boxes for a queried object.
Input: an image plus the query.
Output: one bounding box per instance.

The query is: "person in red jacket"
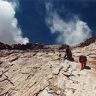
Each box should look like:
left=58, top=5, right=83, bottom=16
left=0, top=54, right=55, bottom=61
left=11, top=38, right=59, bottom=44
left=64, top=46, right=74, bottom=61
left=79, top=55, right=87, bottom=70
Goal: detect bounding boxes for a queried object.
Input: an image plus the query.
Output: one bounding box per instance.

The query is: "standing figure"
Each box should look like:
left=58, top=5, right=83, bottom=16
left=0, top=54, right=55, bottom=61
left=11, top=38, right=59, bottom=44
left=64, top=46, right=73, bottom=61
left=79, top=55, right=87, bottom=70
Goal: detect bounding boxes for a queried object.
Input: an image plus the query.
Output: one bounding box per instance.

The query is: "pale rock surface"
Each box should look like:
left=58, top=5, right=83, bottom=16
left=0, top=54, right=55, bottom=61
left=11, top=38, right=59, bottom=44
left=0, top=41, right=96, bottom=96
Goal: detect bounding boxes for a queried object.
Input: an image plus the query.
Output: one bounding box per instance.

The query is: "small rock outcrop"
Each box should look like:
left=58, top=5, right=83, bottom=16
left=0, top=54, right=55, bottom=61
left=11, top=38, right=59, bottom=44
left=75, top=37, right=96, bottom=48
left=0, top=42, right=12, bottom=50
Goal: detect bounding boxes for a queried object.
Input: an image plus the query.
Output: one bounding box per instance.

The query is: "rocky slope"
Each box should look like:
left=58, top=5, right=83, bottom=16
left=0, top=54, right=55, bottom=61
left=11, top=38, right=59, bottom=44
left=0, top=39, right=96, bottom=96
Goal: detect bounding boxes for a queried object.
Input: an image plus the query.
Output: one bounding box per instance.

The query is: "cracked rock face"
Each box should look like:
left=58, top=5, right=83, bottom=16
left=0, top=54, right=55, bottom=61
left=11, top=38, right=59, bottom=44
left=0, top=41, right=96, bottom=96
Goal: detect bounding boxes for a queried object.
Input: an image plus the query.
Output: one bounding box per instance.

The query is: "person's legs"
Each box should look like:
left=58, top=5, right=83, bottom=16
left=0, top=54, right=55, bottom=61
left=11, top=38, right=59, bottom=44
left=83, top=63, right=85, bottom=69
left=81, top=62, right=86, bottom=70
left=81, top=63, right=84, bottom=70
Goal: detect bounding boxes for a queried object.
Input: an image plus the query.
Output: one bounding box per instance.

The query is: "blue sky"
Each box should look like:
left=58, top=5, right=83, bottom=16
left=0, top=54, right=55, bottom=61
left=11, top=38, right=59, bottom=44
left=0, top=0, right=96, bottom=45
left=16, top=0, right=96, bottom=45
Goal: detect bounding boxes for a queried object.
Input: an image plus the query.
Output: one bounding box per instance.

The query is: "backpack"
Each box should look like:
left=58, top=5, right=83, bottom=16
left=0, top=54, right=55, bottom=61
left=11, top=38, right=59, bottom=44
left=79, top=55, right=87, bottom=63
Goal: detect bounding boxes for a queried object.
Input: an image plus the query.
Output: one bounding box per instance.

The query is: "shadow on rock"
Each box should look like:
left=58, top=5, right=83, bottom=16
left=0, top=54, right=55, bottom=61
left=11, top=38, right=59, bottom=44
left=65, top=57, right=75, bottom=62
left=85, top=66, right=91, bottom=70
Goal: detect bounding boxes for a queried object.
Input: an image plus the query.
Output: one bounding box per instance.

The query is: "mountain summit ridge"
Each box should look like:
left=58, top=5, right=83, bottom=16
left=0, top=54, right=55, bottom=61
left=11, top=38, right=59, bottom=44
left=0, top=37, right=96, bottom=50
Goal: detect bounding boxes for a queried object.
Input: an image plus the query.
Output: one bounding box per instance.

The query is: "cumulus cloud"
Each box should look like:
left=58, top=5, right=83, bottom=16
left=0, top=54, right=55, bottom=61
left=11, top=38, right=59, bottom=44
left=45, top=2, right=92, bottom=45
left=0, top=0, right=29, bottom=44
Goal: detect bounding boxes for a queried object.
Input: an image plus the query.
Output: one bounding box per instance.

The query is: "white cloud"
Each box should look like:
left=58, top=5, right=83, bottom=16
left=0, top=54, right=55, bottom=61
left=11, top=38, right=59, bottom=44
left=0, top=0, right=29, bottom=44
left=45, top=2, right=92, bottom=45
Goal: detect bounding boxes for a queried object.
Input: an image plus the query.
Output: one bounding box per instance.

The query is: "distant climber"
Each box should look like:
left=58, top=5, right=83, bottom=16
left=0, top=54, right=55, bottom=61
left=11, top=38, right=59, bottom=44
left=64, top=46, right=74, bottom=61
left=79, top=55, right=87, bottom=70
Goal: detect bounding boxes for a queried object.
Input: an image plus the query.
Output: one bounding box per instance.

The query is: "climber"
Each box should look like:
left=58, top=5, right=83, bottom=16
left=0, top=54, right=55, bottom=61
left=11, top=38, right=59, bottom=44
left=79, top=55, right=87, bottom=70
left=64, top=46, right=74, bottom=61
